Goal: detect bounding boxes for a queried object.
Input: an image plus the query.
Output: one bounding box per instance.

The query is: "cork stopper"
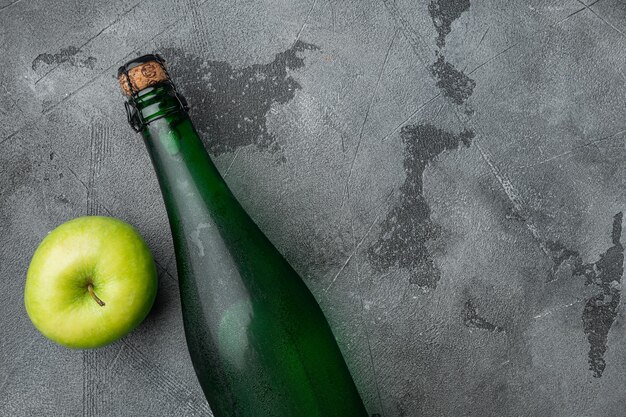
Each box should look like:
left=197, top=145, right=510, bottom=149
left=117, top=54, right=170, bottom=96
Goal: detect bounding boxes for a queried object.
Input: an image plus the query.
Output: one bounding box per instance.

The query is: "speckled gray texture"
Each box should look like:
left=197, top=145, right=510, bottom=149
left=1, top=0, right=626, bottom=416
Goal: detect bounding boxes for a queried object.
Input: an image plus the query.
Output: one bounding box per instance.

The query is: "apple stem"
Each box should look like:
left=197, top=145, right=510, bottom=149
left=87, top=283, right=106, bottom=307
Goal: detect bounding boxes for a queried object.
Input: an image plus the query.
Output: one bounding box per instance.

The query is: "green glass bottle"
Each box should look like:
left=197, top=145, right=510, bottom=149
left=117, top=55, right=368, bottom=417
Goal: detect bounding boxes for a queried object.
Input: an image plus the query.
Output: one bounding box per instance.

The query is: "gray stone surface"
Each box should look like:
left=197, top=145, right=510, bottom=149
left=1, top=0, right=626, bottom=415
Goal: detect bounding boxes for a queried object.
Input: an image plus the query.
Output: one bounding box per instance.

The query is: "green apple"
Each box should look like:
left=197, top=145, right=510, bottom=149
left=24, top=216, right=158, bottom=349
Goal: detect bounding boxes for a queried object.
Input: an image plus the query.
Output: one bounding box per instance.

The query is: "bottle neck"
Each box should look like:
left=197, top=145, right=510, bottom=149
left=134, top=82, right=250, bottom=265
left=125, top=83, right=188, bottom=132
left=133, top=82, right=229, bottom=217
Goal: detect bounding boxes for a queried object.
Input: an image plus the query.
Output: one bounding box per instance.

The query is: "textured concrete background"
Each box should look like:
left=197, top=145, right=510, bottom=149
left=1, top=0, right=626, bottom=416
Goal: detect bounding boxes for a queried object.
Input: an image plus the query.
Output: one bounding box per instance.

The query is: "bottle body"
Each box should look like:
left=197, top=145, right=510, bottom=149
left=138, top=86, right=368, bottom=417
